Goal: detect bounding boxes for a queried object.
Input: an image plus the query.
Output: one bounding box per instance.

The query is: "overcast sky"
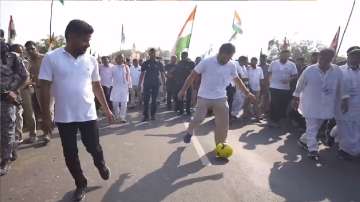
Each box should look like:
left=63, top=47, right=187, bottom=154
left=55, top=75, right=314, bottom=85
left=1, top=0, right=359, bottom=59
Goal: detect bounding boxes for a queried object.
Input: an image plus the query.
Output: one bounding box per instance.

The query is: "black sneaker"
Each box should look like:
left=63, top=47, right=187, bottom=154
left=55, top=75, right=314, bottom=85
left=183, top=133, right=192, bottom=143
left=10, top=150, right=18, bottom=161
left=338, top=149, right=353, bottom=161
left=98, top=165, right=111, bottom=180
left=307, top=151, right=319, bottom=160
left=297, top=139, right=308, bottom=151
left=73, top=185, right=87, bottom=202
left=142, top=117, right=149, bottom=122
left=42, top=134, right=51, bottom=144
left=28, top=135, right=37, bottom=144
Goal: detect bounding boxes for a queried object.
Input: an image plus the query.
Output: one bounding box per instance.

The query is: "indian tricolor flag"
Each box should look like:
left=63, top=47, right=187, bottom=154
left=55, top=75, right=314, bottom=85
left=330, top=26, right=340, bottom=52
left=174, top=6, right=197, bottom=58
left=229, top=10, right=243, bottom=42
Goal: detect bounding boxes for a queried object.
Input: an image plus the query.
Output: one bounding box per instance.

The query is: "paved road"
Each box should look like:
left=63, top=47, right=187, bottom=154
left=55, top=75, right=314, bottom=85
left=1, top=105, right=359, bottom=202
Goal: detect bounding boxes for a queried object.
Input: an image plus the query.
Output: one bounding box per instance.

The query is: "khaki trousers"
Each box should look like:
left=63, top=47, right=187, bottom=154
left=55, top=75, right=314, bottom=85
left=187, top=97, right=229, bottom=145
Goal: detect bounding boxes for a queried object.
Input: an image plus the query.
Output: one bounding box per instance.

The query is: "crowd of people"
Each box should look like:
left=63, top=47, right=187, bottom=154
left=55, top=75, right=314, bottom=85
left=1, top=19, right=359, bottom=201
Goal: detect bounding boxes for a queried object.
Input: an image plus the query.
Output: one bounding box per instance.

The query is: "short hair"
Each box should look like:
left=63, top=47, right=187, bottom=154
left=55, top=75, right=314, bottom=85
left=65, top=19, right=94, bottom=40
left=347, top=46, right=360, bottom=55
left=280, top=49, right=290, bottom=54
left=148, top=48, right=156, bottom=52
left=260, top=54, right=267, bottom=59
left=25, top=40, right=36, bottom=48
left=238, top=56, right=248, bottom=62
left=311, top=52, right=319, bottom=57
left=0, top=29, right=4, bottom=38
left=132, top=58, right=138, bottom=62
left=9, top=44, right=22, bottom=53
left=181, top=51, right=188, bottom=56
left=251, top=57, right=258, bottom=61
left=219, top=43, right=236, bottom=55
left=101, top=56, right=108, bottom=60
left=296, top=57, right=305, bottom=61
left=319, top=48, right=335, bottom=58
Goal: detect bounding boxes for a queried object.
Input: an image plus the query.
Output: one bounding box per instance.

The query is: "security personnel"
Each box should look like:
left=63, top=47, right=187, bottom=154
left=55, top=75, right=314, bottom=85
left=0, top=43, right=28, bottom=176
left=164, top=55, right=177, bottom=110
left=173, top=52, right=195, bottom=115
left=138, top=48, right=166, bottom=121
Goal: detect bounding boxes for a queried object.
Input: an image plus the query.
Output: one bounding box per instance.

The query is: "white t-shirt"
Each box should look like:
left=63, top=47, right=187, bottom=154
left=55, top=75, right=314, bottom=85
left=269, top=59, right=297, bottom=90
left=38, top=48, right=100, bottom=123
left=236, top=63, right=248, bottom=79
left=130, top=65, right=142, bottom=87
left=194, top=56, right=238, bottom=99
left=247, top=66, right=264, bottom=92
left=99, top=64, right=113, bottom=87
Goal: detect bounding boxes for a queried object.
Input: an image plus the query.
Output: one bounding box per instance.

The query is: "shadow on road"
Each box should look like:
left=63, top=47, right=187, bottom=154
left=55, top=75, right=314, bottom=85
left=102, top=147, right=223, bottom=202
left=269, top=132, right=360, bottom=202
left=58, top=186, right=101, bottom=202
left=239, top=127, right=287, bottom=150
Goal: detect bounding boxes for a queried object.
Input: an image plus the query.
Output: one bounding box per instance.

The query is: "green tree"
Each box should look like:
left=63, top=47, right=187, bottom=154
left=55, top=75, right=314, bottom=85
left=36, top=35, right=65, bottom=54
left=268, top=39, right=326, bottom=62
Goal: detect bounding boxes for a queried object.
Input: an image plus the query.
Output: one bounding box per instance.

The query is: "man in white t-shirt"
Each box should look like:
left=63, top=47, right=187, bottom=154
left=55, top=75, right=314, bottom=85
left=99, top=56, right=113, bottom=111
left=38, top=20, right=114, bottom=201
left=268, top=49, right=298, bottom=127
left=129, top=58, right=142, bottom=107
left=247, top=57, right=264, bottom=121
left=178, top=43, right=256, bottom=151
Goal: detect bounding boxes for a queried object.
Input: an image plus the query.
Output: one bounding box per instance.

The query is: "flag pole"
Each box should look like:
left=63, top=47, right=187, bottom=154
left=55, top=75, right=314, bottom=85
left=49, top=0, right=54, bottom=48
left=336, top=0, right=356, bottom=58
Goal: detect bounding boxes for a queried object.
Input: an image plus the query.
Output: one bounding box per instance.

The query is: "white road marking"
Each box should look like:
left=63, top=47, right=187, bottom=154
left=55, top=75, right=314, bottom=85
left=163, top=116, right=181, bottom=122
left=184, top=122, right=212, bottom=166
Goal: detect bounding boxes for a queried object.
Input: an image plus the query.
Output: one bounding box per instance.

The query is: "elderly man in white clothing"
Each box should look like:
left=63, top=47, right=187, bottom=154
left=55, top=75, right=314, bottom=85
left=231, top=56, right=249, bottom=118
left=292, top=48, right=343, bottom=160
left=110, top=54, right=132, bottom=123
left=334, top=47, right=360, bottom=159
left=178, top=43, right=256, bottom=151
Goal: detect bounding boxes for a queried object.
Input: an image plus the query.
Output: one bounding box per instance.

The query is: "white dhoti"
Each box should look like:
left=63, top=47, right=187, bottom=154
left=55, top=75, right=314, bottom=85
left=231, top=89, right=246, bottom=118
left=304, top=118, right=327, bottom=152
left=110, top=65, right=130, bottom=120
left=337, top=120, right=360, bottom=156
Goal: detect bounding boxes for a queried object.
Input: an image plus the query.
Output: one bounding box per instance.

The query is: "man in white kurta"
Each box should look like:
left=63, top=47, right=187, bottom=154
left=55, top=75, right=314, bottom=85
left=336, top=47, right=360, bottom=157
left=293, top=49, right=343, bottom=159
left=110, top=54, right=131, bottom=123
left=231, top=56, right=249, bottom=118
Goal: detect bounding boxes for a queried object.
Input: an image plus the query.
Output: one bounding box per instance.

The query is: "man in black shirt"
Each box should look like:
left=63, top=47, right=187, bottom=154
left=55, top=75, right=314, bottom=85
left=173, top=52, right=195, bottom=115
left=138, top=48, right=165, bottom=121
left=164, top=55, right=177, bottom=110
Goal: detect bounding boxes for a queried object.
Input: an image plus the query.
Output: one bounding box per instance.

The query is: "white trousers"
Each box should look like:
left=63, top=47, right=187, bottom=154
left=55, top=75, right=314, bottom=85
left=112, top=101, right=127, bottom=120
left=337, top=120, right=360, bottom=156
left=301, top=118, right=326, bottom=152
left=231, top=89, right=246, bottom=118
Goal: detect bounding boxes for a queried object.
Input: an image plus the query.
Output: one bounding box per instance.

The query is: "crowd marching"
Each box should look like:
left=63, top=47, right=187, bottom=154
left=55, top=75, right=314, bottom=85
left=1, top=19, right=359, bottom=201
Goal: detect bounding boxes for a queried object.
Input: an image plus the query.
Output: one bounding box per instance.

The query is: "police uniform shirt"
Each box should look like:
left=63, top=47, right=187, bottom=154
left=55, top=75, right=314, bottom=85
left=141, top=59, right=164, bottom=86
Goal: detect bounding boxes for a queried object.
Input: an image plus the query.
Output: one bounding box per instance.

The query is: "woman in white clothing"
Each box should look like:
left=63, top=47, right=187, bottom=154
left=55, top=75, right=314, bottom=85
left=110, top=54, right=131, bottom=123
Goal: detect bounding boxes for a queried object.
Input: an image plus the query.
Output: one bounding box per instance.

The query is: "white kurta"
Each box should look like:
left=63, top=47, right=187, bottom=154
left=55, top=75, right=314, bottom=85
left=110, top=65, right=131, bottom=103
left=293, top=64, right=343, bottom=119
left=336, top=64, right=360, bottom=156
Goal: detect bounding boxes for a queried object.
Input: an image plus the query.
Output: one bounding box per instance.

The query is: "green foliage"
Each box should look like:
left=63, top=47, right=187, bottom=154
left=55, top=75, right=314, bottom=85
left=36, top=35, right=65, bottom=54
left=268, top=39, right=326, bottom=62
